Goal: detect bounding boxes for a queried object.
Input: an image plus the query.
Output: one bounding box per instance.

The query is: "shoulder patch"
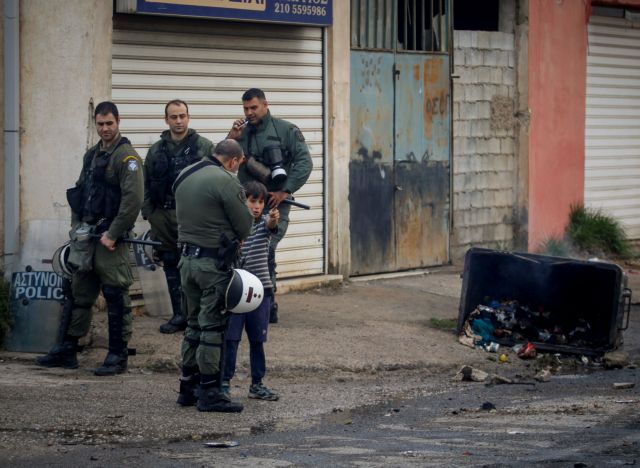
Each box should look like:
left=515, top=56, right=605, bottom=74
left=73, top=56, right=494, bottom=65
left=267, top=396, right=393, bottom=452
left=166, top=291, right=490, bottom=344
left=293, top=126, right=305, bottom=142
left=126, top=158, right=139, bottom=172
left=238, top=188, right=247, bottom=203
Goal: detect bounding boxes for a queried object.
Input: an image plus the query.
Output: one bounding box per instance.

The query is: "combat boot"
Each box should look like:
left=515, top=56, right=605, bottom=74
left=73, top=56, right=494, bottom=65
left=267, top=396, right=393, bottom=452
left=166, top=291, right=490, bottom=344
left=94, top=349, right=128, bottom=376
left=159, top=256, right=187, bottom=334
left=35, top=341, right=78, bottom=369
left=269, top=301, right=279, bottom=324
left=177, top=374, right=200, bottom=406
left=197, top=386, right=244, bottom=413
left=159, top=313, right=187, bottom=334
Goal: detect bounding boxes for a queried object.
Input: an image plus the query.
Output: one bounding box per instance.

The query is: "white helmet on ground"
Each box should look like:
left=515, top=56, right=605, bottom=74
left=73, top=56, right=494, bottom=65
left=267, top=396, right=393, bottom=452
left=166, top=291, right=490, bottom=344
left=225, top=269, right=264, bottom=314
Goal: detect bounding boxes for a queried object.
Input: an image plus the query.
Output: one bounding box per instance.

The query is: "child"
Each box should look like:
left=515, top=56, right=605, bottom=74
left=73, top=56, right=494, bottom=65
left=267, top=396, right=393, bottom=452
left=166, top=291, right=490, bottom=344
left=223, top=180, right=279, bottom=401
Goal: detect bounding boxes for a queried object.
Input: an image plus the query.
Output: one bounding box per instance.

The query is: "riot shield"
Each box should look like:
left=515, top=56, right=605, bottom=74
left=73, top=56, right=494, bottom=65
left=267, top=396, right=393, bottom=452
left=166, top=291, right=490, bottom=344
left=4, top=219, right=70, bottom=352
left=130, top=221, right=172, bottom=318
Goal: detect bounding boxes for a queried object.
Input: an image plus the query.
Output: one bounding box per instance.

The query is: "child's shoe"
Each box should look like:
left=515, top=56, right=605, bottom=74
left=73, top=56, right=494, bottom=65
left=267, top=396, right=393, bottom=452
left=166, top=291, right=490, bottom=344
left=248, top=382, right=279, bottom=401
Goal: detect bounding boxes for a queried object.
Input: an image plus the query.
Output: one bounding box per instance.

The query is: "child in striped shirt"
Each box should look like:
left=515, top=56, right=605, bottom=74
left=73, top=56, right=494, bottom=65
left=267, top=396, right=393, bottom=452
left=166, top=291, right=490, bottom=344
left=223, top=180, right=280, bottom=401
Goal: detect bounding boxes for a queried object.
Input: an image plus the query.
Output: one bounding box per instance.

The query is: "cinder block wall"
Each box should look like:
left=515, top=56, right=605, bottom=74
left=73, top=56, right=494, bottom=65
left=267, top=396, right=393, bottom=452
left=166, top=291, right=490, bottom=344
left=451, top=30, right=517, bottom=262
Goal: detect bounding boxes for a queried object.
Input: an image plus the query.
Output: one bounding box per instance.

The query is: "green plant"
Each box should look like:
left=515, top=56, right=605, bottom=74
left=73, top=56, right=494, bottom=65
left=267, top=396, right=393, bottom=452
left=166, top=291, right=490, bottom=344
left=429, top=317, right=457, bottom=331
left=537, top=235, right=573, bottom=257
left=566, top=204, right=632, bottom=258
left=0, top=273, right=11, bottom=349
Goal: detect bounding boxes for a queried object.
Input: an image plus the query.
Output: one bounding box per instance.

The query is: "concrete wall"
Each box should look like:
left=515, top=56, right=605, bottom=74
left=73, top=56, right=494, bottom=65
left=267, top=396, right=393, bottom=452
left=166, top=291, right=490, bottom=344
left=326, top=1, right=350, bottom=277
left=20, top=0, right=112, bottom=225
left=450, top=30, right=517, bottom=261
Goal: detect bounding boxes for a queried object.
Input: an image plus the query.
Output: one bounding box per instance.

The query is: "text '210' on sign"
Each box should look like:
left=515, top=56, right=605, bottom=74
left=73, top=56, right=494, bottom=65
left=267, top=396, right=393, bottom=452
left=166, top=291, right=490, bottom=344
left=132, top=0, right=333, bottom=27
left=12, top=271, right=64, bottom=301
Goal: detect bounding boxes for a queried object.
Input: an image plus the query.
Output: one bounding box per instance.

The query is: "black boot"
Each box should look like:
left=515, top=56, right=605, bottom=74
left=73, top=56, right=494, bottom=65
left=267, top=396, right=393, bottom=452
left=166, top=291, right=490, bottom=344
left=94, top=349, right=128, bottom=376
left=197, top=386, right=243, bottom=413
left=177, top=372, right=200, bottom=406
left=159, top=256, right=187, bottom=334
left=269, top=301, right=279, bottom=324
left=95, top=286, right=129, bottom=377
left=36, top=339, right=78, bottom=369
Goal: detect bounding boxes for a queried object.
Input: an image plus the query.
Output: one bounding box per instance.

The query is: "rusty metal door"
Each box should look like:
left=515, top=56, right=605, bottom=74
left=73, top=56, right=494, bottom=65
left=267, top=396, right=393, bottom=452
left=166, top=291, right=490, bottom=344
left=349, top=0, right=451, bottom=275
left=350, top=51, right=398, bottom=273
left=393, top=55, right=450, bottom=268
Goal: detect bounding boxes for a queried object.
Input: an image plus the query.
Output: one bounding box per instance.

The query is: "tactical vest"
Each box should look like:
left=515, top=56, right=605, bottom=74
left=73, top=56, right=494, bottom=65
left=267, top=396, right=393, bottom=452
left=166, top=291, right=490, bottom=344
left=148, top=133, right=201, bottom=208
left=68, top=137, right=130, bottom=229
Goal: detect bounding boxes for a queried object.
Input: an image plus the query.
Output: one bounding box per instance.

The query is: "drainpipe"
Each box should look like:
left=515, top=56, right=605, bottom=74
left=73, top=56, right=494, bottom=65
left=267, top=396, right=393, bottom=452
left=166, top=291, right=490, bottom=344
left=4, top=0, right=19, bottom=278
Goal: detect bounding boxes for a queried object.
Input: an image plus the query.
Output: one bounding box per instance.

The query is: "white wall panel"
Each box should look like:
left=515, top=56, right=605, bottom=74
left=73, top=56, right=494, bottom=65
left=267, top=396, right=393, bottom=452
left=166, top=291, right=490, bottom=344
left=113, top=15, right=325, bottom=276
left=585, top=15, right=640, bottom=239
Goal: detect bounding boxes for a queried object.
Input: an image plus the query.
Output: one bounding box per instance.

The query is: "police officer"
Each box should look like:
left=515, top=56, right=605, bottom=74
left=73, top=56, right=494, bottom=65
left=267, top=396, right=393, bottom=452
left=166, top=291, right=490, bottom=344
left=36, top=101, right=144, bottom=376
left=174, top=139, right=253, bottom=412
left=142, top=100, right=214, bottom=334
left=227, top=88, right=313, bottom=323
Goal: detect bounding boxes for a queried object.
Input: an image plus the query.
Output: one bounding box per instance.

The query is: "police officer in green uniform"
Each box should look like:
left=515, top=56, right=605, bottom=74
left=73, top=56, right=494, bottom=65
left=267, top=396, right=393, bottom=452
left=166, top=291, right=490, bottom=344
left=227, top=88, right=313, bottom=323
left=174, top=139, right=253, bottom=412
left=36, top=101, right=144, bottom=376
left=142, top=100, right=214, bottom=334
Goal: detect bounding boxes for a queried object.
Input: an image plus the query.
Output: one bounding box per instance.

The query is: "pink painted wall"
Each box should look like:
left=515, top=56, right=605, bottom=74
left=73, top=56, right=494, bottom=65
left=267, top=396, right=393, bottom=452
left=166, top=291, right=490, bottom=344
left=527, top=0, right=589, bottom=251
left=527, top=0, right=640, bottom=251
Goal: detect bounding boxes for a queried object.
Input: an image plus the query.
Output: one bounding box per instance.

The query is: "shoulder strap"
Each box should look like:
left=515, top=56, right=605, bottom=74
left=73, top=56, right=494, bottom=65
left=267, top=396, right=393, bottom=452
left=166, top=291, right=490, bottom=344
left=172, top=158, right=216, bottom=193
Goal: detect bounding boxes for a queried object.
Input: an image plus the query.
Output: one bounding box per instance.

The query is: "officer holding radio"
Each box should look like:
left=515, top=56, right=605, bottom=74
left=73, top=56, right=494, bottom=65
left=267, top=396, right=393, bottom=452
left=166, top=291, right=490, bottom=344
left=227, top=88, right=313, bottom=324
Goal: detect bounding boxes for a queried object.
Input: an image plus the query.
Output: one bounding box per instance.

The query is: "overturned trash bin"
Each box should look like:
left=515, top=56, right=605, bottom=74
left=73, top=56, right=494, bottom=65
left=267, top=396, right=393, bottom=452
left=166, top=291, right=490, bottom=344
left=457, top=248, right=632, bottom=356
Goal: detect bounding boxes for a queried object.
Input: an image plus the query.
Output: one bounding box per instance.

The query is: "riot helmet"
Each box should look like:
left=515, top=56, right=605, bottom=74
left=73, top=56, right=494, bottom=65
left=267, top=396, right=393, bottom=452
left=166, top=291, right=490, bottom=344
left=225, top=269, right=264, bottom=313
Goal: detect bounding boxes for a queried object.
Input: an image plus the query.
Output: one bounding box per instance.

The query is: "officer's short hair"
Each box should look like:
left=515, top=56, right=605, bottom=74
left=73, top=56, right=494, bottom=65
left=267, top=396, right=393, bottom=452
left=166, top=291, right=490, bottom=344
left=214, top=139, right=244, bottom=161
left=243, top=180, right=268, bottom=201
left=95, top=101, right=119, bottom=120
left=242, top=88, right=266, bottom=102
left=165, top=99, right=189, bottom=117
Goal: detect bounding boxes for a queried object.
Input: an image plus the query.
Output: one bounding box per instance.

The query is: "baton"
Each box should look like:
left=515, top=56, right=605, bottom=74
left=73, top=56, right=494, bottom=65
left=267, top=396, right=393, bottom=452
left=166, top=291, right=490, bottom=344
left=280, top=198, right=310, bottom=210
left=89, top=233, right=162, bottom=247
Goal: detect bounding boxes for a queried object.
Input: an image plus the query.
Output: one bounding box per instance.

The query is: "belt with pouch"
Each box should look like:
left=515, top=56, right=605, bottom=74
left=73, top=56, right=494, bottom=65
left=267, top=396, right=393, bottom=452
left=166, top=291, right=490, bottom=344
left=180, top=242, right=217, bottom=259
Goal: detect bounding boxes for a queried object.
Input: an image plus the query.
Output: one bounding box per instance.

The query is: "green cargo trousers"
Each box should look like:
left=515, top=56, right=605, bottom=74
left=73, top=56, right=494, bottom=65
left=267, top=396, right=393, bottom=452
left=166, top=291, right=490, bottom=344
left=179, top=255, right=230, bottom=376
left=68, top=241, right=134, bottom=341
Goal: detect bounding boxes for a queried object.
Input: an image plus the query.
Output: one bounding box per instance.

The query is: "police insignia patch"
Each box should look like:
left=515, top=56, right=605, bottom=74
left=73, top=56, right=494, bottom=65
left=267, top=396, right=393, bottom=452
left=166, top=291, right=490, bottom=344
left=238, top=189, right=247, bottom=203
left=127, top=160, right=138, bottom=172
left=294, top=126, right=305, bottom=142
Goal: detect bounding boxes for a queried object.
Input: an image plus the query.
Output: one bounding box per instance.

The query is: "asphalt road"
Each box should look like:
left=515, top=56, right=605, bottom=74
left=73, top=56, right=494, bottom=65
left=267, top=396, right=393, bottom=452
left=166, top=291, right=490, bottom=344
left=4, top=365, right=639, bottom=467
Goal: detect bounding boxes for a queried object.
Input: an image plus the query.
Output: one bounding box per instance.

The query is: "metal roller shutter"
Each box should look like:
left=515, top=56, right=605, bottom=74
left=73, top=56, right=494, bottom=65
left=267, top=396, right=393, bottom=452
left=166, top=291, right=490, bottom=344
left=112, top=15, right=325, bottom=277
left=585, top=14, right=640, bottom=240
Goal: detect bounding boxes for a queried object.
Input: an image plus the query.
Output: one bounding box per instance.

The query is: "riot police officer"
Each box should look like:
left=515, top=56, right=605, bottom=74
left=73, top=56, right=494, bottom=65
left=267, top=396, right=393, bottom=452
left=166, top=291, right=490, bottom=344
left=227, top=88, right=313, bottom=323
left=36, top=101, right=144, bottom=376
left=174, top=139, right=253, bottom=412
left=142, top=100, right=214, bottom=334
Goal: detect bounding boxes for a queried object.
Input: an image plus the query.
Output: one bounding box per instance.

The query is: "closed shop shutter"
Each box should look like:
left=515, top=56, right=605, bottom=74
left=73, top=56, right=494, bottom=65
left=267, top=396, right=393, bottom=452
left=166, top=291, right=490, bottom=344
left=111, top=15, right=325, bottom=277
left=585, top=14, right=640, bottom=239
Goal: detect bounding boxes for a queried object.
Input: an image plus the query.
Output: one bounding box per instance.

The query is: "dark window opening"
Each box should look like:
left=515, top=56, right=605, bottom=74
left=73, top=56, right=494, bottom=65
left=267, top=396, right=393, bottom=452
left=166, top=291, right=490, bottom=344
left=397, top=0, right=448, bottom=51
left=453, top=0, right=499, bottom=31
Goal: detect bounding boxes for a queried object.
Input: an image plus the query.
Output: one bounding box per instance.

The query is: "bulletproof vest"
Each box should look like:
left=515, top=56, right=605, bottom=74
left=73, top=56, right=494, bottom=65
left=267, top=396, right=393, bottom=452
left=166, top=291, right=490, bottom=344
left=79, top=137, right=130, bottom=227
left=148, top=133, right=200, bottom=207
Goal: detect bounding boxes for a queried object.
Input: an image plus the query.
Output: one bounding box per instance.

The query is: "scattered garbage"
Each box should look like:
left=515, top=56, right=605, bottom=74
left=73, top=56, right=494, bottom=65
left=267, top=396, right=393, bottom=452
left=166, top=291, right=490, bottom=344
left=613, top=382, right=635, bottom=390
left=499, top=354, right=509, bottom=363
left=453, top=365, right=488, bottom=382
left=204, top=441, right=240, bottom=448
left=480, top=401, right=496, bottom=411
left=517, top=342, right=537, bottom=359
left=603, top=351, right=630, bottom=369
left=534, top=369, right=551, bottom=383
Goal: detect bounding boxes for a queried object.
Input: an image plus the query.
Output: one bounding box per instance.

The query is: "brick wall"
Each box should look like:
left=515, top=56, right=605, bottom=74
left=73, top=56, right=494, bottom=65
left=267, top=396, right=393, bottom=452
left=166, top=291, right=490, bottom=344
left=451, top=30, right=517, bottom=262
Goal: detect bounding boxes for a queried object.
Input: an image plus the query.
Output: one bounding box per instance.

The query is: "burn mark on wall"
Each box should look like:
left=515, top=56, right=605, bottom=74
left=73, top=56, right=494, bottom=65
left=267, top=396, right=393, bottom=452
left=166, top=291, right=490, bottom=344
left=350, top=149, right=395, bottom=276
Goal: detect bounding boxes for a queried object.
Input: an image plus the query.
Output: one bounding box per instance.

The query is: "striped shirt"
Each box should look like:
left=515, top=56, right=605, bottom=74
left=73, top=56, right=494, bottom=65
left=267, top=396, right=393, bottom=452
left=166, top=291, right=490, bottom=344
left=240, top=215, right=273, bottom=289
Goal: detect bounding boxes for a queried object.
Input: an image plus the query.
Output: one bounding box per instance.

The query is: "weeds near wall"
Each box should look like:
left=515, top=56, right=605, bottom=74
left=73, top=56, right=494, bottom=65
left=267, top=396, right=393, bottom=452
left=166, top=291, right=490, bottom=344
left=538, top=204, right=633, bottom=259
left=567, top=204, right=632, bottom=258
left=0, top=273, right=11, bottom=349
